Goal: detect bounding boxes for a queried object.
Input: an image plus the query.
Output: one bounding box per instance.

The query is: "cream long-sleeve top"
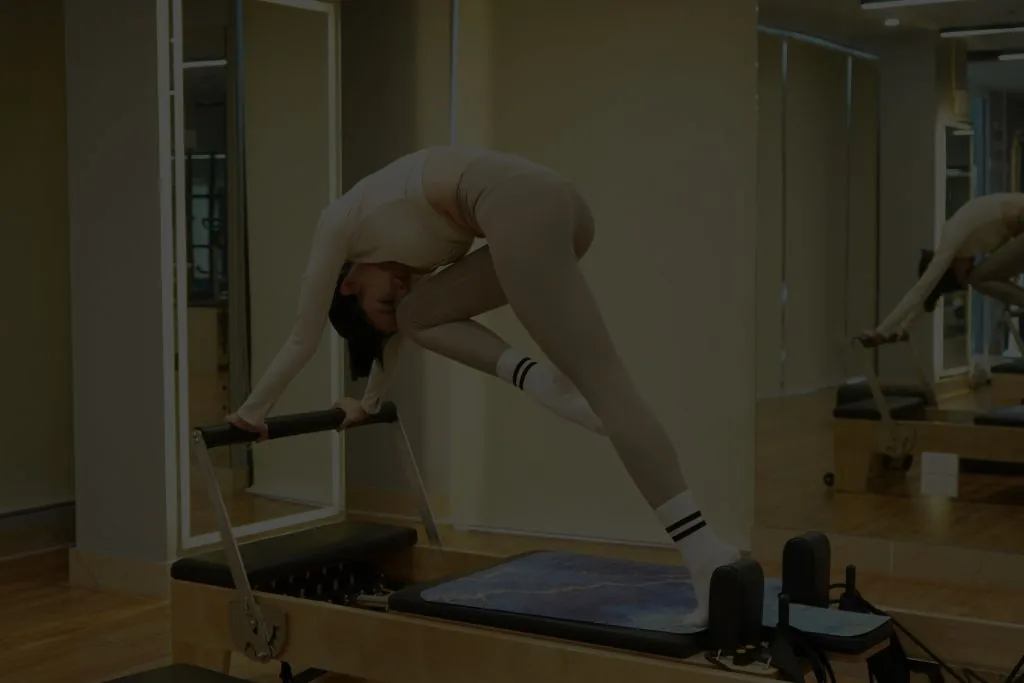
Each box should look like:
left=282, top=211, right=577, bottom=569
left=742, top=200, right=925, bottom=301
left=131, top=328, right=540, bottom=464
left=234, top=149, right=474, bottom=427
left=876, top=192, right=1024, bottom=337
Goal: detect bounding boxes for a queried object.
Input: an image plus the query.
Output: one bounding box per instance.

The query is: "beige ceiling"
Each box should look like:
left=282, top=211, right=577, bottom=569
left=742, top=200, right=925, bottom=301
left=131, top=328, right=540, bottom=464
left=759, top=0, right=1024, bottom=52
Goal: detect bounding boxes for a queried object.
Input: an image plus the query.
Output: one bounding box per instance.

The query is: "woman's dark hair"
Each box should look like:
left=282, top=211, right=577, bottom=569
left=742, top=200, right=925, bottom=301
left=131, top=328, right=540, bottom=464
left=918, top=248, right=964, bottom=313
left=328, top=262, right=391, bottom=380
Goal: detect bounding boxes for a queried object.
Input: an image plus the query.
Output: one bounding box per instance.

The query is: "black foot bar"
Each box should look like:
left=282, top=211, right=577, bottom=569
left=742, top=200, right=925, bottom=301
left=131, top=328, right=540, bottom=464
left=189, top=400, right=441, bottom=664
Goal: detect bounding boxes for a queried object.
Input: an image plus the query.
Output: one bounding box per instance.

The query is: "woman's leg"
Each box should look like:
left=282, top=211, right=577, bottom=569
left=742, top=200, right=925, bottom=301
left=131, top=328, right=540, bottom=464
left=969, top=234, right=1024, bottom=283
left=459, top=168, right=737, bottom=625
left=972, top=280, right=1024, bottom=309
left=396, top=228, right=605, bottom=434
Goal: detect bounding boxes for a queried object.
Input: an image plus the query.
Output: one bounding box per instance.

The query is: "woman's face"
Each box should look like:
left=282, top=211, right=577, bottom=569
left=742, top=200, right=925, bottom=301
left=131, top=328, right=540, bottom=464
left=340, top=262, right=411, bottom=333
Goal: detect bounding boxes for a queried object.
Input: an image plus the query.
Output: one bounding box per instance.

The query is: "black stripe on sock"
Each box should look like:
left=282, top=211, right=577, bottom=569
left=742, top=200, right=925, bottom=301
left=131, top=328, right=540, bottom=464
left=671, top=519, right=707, bottom=543
left=665, top=511, right=702, bottom=535
left=512, top=360, right=536, bottom=387
left=516, top=361, right=537, bottom=389
left=512, top=357, right=533, bottom=388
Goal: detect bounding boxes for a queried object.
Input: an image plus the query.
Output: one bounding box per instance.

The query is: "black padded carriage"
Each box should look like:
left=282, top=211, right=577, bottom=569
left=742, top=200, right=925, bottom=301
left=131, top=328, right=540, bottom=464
left=835, top=382, right=931, bottom=407
left=832, top=396, right=927, bottom=421
left=991, top=359, right=1024, bottom=375
left=170, top=520, right=417, bottom=589
left=973, top=404, right=1024, bottom=428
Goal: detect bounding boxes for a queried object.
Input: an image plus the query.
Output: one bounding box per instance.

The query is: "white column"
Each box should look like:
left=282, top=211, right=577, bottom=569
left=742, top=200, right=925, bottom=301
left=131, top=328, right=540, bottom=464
left=65, top=0, right=178, bottom=595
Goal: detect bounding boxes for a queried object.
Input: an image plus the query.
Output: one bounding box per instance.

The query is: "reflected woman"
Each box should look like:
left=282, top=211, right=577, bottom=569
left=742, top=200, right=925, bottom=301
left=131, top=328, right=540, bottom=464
left=226, top=146, right=739, bottom=627
left=861, top=192, right=1024, bottom=345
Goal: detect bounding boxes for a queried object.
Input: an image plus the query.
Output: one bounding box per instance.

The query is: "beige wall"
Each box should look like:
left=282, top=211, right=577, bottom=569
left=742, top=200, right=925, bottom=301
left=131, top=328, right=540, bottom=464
left=65, top=0, right=177, bottom=562
left=875, top=32, right=941, bottom=380
left=340, top=0, right=758, bottom=548
left=756, top=35, right=785, bottom=398
left=782, top=41, right=853, bottom=393
left=243, top=0, right=338, bottom=506
left=449, top=0, right=758, bottom=547
left=755, top=33, right=880, bottom=398
left=0, top=0, right=73, bottom=514
left=848, top=59, right=881, bottom=357
left=338, top=0, right=456, bottom=502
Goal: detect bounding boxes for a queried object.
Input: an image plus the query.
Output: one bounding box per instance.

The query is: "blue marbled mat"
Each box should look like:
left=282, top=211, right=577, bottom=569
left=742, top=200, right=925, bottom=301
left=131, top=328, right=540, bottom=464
left=421, top=551, right=888, bottom=636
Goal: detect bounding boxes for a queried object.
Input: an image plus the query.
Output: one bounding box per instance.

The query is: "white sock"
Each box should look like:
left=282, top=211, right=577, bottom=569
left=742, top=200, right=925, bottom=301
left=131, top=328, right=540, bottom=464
left=655, top=490, right=741, bottom=628
left=496, top=349, right=605, bottom=435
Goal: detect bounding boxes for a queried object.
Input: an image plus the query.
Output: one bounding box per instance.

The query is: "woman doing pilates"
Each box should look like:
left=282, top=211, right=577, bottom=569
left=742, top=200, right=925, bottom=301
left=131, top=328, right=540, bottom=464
left=226, top=146, right=739, bottom=626
left=861, top=192, right=1024, bottom=344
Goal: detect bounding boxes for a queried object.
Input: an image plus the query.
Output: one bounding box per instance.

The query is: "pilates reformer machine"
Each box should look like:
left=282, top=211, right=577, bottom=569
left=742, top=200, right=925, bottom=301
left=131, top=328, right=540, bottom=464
left=827, top=331, right=1024, bottom=492
left=109, top=403, right=1023, bottom=683
left=990, top=306, right=1024, bottom=407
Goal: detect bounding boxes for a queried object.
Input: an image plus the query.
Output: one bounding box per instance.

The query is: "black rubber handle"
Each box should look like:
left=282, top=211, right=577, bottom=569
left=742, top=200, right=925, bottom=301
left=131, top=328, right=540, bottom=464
left=198, top=401, right=399, bottom=448
left=855, top=331, right=909, bottom=348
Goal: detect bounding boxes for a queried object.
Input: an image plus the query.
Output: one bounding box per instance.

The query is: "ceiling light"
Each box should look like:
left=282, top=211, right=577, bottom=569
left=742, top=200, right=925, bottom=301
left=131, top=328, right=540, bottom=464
left=940, top=25, right=1024, bottom=38
left=884, top=18, right=900, bottom=27
left=998, top=52, right=1024, bottom=61
left=862, top=0, right=969, bottom=9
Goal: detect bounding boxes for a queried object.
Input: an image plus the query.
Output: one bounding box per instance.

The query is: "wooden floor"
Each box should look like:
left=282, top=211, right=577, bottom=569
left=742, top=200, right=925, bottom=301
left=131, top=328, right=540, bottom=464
left=3, top=518, right=1024, bottom=683
left=756, top=387, right=1024, bottom=554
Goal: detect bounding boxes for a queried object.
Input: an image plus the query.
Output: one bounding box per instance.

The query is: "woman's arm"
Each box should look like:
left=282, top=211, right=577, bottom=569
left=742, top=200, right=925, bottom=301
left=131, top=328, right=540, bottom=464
left=875, top=246, right=957, bottom=337
left=359, top=333, right=406, bottom=414
left=876, top=206, right=981, bottom=337
left=973, top=280, right=1024, bottom=310
left=235, top=208, right=350, bottom=426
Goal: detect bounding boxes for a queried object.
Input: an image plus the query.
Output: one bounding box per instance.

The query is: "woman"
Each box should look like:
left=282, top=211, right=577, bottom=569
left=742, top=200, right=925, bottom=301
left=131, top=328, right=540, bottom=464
left=862, top=192, right=1024, bottom=345
left=227, top=146, right=738, bottom=626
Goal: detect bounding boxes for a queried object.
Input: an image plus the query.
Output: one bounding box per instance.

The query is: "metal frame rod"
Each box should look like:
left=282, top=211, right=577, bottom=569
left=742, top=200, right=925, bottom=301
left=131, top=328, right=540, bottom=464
left=187, top=400, right=401, bottom=659
left=190, top=430, right=274, bottom=659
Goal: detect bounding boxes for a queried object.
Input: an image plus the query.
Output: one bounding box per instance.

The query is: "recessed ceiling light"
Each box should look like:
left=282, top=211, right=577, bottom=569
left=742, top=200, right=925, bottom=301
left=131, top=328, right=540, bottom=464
left=884, top=17, right=900, bottom=27
left=940, top=25, right=1024, bottom=38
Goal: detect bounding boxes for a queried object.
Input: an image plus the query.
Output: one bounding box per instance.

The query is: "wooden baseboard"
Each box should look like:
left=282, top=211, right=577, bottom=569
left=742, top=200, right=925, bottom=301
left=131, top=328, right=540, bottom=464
left=752, top=526, right=1024, bottom=590
left=0, top=501, right=75, bottom=560
left=346, top=486, right=450, bottom=524
left=68, top=547, right=171, bottom=599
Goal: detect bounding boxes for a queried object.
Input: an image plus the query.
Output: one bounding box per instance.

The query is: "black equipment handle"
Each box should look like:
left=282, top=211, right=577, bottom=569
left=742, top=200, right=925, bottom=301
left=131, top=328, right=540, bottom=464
left=854, top=331, right=909, bottom=349
left=198, top=401, right=399, bottom=449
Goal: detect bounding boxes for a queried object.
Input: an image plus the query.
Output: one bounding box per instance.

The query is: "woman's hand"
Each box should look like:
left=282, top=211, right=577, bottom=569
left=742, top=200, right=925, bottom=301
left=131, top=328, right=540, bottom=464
left=856, top=329, right=885, bottom=346
left=225, top=412, right=269, bottom=442
left=334, top=396, right=368, bottom=430
left=855, top=328, right=907, bottom=348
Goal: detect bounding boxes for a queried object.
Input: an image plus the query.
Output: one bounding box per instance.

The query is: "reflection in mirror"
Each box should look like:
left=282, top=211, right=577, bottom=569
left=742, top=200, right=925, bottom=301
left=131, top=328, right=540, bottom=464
left=755, top=29, right=881, bottom=543
left=178, top=0, right=341, bottom=547
left=937, top=125, right=973, bottom=377
left=755, top=27, right=1024, bottom=569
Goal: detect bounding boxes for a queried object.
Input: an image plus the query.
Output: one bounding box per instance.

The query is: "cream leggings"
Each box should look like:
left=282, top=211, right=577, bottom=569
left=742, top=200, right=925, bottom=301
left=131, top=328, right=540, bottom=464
left=967, top=233, right=1024, bottom=309
left=394, top=154, right=688, bottom=507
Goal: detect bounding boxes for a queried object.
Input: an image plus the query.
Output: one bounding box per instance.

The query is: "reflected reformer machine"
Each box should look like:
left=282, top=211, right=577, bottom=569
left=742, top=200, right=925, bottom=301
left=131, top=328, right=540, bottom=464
left=110, top=402, right=1022, bottom=683
left=990, top=306, right=1024, bottom=406
left=828, top=332, right=1024, bottom=492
